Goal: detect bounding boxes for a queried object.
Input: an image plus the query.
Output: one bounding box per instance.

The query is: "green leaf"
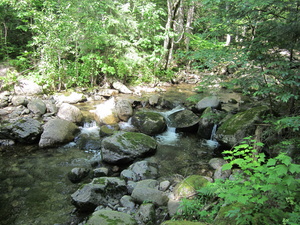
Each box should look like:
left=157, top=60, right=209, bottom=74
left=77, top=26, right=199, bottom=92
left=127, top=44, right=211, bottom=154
left=266, top=158, right=276, bottom=167
left=222, top=163, right=232, bottom=170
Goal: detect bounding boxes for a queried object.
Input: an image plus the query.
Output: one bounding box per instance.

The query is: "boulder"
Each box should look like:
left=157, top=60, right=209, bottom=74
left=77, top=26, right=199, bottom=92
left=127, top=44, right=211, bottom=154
left=131, top=179, right=168, bottom=206
left=57, top=103, right=83, bottom=124
left=71, top=177, right=127, bottom=212
left=75, top=132, right=101, bottom=150
left=39, top=118, right=80, bottom=148
left=97, top=88, right=119, bottom=97
left=100, top=124, right=119, bottom=137
left=168, top=109, right=200, bottom=132
left=68, top=167, right=90, bottom=183
left=195, top=96, right=221, bottom=112
left=208, top=158, right=227, bottom=170
left=11, top=118, right=42, bottom=143
left=135, top=203, right=156, bottom=224
left=27, top=98, right=47, bottom=115
left=148, top=94, right=160, bottom=106
left=115, top=99, right=133, bottom=121
left=131, top=111, right=167, bottom=135
left=94, top=98, right=120, bottom=125
left=174, top=175, right=210, bottom=199
left=53, top=92, right=87, bottom=105
left=0, top=118, right=42, bottom=144
left=44, top=100, right=58, bottom=114
left=215, top=106, right=269, bottom=147
left=128, top=160, right=159, bottom=181
left=101, top=131, right=157, bottom=164
left=11, top=96, right=28, bottom=106
left=14, top=79, right=43, bottom=95
left=112, top=81, right=132, bottom=94
left=85, top=209, right=137, bottom=225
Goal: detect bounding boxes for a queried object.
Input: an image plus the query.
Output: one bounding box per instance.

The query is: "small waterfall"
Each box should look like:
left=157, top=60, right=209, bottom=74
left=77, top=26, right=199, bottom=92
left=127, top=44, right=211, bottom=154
left=119, top=117, right=136, bottom=131
left=156, top=106, right=185, bottom=145
left=205, top=123, right=219, bottom=149
left=80, top=120, right=100, bottom=137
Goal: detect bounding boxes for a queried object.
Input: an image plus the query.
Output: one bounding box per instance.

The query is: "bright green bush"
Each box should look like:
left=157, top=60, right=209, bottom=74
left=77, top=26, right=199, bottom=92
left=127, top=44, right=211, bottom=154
left=200, top=137, right=300, bottom=225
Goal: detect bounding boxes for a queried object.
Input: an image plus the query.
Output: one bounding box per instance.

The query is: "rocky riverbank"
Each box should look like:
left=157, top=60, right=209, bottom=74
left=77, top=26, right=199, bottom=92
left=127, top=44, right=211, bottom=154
left=0, top=78, right=269, bottom=224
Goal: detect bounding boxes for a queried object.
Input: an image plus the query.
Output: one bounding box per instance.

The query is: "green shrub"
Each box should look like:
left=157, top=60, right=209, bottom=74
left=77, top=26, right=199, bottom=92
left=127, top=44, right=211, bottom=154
left=200, top=137, right=300, bottom=225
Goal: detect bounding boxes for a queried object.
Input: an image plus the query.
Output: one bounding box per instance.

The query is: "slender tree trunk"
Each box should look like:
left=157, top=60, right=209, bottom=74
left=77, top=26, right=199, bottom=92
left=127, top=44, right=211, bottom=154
left=185, top=4, right=194, bottom=51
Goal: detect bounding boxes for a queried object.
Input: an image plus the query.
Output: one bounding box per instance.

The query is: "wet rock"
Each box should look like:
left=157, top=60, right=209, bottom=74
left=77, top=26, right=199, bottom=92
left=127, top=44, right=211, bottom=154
left=39, top=118, right=80, bottom=148
left=71, top=177, right=127, bottom=212
left=195, top=96, right=221, bottom=112
left=131, top=111, right=167, bottom=136
left=101, top=131, right=157, bottom=164
left=94, top=98, right=120, bottom=125
left=14, top=79, right=43, bottom=95
left=159, top=180, right=171, bottom=192
left=120, top=169, right=138, bottom=182
left=57, top=103, right=83, bottom=124
left=208, top=158, right=227, bottom=170
left=197, top=107, right=216, bottom=139
left=135, top=203, right=156, bottom=224
left=215, top=106, right=269, bottom=147
left=27, top=98, right=47, bottom=116
left=131, top=179, right=168, bottom=206
left=85, top=209, right=137, bottom=225
left=115, top=99, right=133, bottom=121
left=99, top=124, right=119, bottom=137
left=112, top=81, right=132, bottom=94
left=174, top=175, right=210, bottom=199
left=68, top=167, right=90, bottom=183
left=120, top=195, right=136, bottom=211
left=168, top=109, right=200, bottom=132
left=44, top=100, right=58, bottom=114
left=93, top=167, right=109, bottom=177
left=128, top=160, right=159, bottom=181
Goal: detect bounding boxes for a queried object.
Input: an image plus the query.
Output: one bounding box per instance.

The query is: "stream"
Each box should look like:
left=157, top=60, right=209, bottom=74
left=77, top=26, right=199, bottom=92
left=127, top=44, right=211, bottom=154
left=0, top=85, right=240, bottom=225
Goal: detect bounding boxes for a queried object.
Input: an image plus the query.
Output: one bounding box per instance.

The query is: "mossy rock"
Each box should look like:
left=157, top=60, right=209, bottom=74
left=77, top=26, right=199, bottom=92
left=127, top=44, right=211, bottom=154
left=174, top=175, right=210, bottom=199
left=100, top=124, right=119, bottom=137
left=86, top=209, right=137, bottom=225
left=161, top=220, right=207, bottom=225
left=131, top=111, right=167, bottom=135
left=215, top=106, right=269, bottom=147
left=101, top=131, right=157, bottom=164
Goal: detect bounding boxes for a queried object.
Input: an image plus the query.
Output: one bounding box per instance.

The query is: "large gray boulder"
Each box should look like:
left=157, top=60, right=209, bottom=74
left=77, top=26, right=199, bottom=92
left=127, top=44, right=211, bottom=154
left=11, top=118, right=42, bottom=143
left=131, top=179, right=168, bottom=206
left=39, top=118, right=79, bottom=148
left=197, top=107, right=216, bottom=139
left=57, top=103, right=83, bottom=124
left=0, top=118, right=42, bottom=144
left=168, top=109, right=200, bottom=132
left=131, top=111, right=167, bottom=135
left=0, top=91, right=10, bottom=108
left=101, top=131, right=157, bottom=164
left=215, top=106, right=269, bottom=147
left=14, top=79, right=43, bottom=95
left=115, top=99, right=133, bottom=121
left=94, top=98, right=120, bottom=125
left=85, top=209, right=137, bottom=225
left=195, top=96, right=221, bottom=112
left=71, top=177, right=127, bottom=212
left=27, top=98, right=47, bottom=116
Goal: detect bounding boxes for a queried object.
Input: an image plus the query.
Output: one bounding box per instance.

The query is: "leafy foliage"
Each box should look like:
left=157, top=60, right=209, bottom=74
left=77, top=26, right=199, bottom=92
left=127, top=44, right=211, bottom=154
left=199, top=138, right=300, bottom=225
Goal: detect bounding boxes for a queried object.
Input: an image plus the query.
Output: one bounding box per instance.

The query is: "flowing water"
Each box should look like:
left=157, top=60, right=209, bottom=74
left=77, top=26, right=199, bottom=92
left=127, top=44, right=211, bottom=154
left=0, top=85, right=240, bottom=224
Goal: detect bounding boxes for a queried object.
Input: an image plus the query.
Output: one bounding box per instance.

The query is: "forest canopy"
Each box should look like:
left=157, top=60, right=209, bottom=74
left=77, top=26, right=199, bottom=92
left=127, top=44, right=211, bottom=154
left=1, top=0, right=300, bottom=113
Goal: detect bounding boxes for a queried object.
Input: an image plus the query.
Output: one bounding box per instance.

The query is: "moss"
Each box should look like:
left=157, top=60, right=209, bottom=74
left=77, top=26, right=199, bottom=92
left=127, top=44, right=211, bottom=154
left=92, top=178, right=107, bottom=185
left=175, top=175, right=209, bottom=198
left=117, top=132, right=157, bottom=150
left=218, top=106, right=269, bottom=135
